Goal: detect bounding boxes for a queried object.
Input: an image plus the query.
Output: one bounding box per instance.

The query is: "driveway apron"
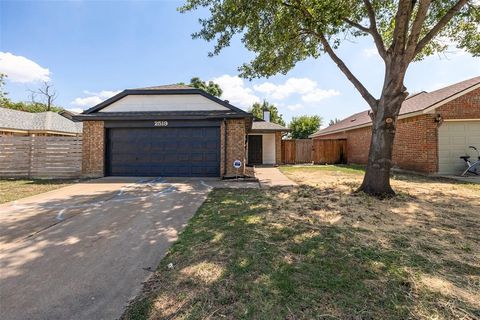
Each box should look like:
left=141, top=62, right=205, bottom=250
left=0, top=177, right=213, bottom=320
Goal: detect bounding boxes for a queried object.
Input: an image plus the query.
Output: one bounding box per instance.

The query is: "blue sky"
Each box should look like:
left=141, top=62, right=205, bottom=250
left=1, top=0, right=479, bottom=126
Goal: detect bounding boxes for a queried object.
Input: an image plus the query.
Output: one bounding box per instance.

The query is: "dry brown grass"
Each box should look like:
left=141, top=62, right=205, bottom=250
left=281, top=167, right=480, bottom=318
left=123, top=166, right=479, bottom=320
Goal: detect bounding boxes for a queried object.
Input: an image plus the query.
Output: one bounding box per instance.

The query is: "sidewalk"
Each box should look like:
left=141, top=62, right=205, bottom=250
left=254, top=167, right=297, bottom=188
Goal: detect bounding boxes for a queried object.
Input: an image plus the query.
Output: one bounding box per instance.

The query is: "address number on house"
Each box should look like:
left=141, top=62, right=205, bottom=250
left=154, top=121, right=169, bottom=127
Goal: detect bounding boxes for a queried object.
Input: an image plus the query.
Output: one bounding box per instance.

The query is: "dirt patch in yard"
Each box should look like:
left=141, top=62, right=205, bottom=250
left=123, top=167, right=479, bottom=320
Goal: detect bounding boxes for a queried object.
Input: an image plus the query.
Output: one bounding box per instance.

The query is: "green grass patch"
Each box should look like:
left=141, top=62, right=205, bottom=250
left=0, top=179, right=78, bottom=204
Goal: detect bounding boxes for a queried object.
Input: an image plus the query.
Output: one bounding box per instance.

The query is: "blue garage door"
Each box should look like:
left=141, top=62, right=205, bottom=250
left=106, top=127, right=220, bottom=177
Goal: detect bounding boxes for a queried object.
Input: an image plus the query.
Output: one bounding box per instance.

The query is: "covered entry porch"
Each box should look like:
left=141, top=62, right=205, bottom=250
left=246, top=119, right=288, bottom=166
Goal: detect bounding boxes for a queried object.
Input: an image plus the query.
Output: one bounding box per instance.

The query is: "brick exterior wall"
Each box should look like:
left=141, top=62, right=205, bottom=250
left=224, top=119, right=246, bottom=176
left=82, top=121, right=104, bottom=177
left=315, top=87, right=480, bottom=174
left=275, top=132, right=282, bottom=165
left=437, top=88, right=480, bottom=119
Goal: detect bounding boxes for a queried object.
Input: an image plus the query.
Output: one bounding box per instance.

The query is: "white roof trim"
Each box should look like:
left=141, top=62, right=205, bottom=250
left=443, top=118, right=480, bottom=122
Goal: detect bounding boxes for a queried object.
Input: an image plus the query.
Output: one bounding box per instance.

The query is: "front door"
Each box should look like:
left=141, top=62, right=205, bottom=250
left=248, top=135, right=263, bottom=164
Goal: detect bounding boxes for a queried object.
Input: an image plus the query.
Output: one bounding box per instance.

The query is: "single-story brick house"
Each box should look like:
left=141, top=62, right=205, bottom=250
left=0, top=107, right=83, bottom=136
left=74, top=85, right=288, bottom=178
left=310, top=76, right=480, bottom=175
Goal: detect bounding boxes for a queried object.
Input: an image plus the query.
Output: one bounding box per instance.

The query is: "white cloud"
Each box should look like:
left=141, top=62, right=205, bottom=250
left=0, top=52, right=50, bottom=83
left=301, top=88, right=340, bottom=103
left=254, top=78, right=317, bottom=100
left=252, top=77, right=339, bottom=104
left=285, top=104, right=304, bottom=111
left=211, top=74, right=260, bottom=109
left=71, top=90, right=120, bottom=108
left=83, top=90, right=120, bottom=98
left=66, top=108, right=84, bottom=114
left=362, top=47, right=378, bottom=58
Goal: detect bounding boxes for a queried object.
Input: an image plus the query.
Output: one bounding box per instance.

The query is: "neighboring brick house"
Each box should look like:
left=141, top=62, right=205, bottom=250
left=0, top=107, right=83, bottom=136
left=310, top=77, right=480, bottom=175
left=74, top=85, right=287, bottom=178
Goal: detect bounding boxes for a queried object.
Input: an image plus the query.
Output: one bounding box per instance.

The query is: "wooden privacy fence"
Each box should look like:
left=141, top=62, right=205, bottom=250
left=0, top=136, right=82, bottom=178
left=282, top=138, right=347, bottom=165
left=312, top=139, right=347, bottom=164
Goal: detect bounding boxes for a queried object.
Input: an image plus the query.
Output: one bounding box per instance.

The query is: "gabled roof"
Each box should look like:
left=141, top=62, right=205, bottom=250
left=77, top=84, right=251, bottom=118
left=310, top=76, right=480, bottom=138
left=0, top=107, right=83, bottom=134
left=132, top=84, right=193, bottom=90
left=251, top=119, right=289, bottom=132
left=74, top=110, right=251, bottom=121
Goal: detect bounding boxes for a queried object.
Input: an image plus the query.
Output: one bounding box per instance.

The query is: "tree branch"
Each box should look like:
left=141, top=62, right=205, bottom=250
left=362, top=0, right=387, bottom=59
left=290, top=0, right=378, bottom=109
left=317, top=33, right=378, bottom=110
left=414, top=0, right=469, bottom=56
left=405, top=0, right=432, bottom=61
left=390, top=0, right=415, bottom=56
left=342, top=18, right=370, bottom=33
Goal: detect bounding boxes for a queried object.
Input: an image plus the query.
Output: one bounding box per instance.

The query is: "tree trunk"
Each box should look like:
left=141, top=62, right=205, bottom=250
left=358, top=104, right=398, bottom=197
left=357, top=55, right=409, bottom=198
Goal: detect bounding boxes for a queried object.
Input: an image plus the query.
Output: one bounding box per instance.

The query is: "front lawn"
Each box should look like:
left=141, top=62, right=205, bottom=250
left=0, top=179, right=78, bottom=204
left=123, top=167, right=479, bottom=319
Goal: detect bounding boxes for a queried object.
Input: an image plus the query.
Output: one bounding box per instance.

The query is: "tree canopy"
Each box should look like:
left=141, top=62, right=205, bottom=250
left=249, top=100, right=286, bottom=127
left=181, top=1, right=479, bottom=83
left=181, top=77, right=223, bottom=97
left=289, top=115, right=323, bottom=139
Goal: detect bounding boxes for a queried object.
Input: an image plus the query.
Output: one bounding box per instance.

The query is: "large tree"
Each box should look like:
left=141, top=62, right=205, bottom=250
left=289, top=115, right=323, bottom=139
left=250, top=100, right=286, bottom=126
left=180, top=0, right=480, bottom=197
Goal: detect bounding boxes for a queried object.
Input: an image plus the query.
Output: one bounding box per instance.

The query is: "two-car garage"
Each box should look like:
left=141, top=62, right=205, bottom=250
left=105, top=125, right=221, bottom=177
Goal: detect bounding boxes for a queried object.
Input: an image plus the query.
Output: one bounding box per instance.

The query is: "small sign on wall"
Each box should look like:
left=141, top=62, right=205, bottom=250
left=154, top=121, right=168, bottom=127
left=233, top=160, right=242, bottom=169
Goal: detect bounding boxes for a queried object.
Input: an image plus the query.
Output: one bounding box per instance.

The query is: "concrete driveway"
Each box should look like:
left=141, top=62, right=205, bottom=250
left=0, top=177, right=225, bottom=320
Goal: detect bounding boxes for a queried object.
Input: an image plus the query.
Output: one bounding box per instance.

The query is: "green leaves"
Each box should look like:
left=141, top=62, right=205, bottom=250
left=181, top=0, right=478, bottom=78
left=182, top=77, right=223, bottom=97
left=289, top=115, right=322, bottom=139
left=249, top=101, right=286, bottom=127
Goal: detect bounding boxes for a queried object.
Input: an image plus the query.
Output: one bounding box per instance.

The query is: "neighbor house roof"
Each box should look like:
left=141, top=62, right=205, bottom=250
left=310, top=76, right=480, bottom=138
left=251, top=119, right=289, bottom=132
left=0, top=107, right=83, bottom=134
left=76, top=84, right=252, bottom=118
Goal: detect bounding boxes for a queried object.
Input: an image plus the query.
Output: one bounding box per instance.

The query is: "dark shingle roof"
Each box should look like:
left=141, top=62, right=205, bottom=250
left=74, top=110, right=250, bottom=121
left=310, top=76, right=480, bottom=137
left=0, top=107, right=82, bottom=134
left=130, top=84, right=193, bottom=90
left=251, top=120, right=289, bottom=132
left=81, top=84, right=251, bottom=116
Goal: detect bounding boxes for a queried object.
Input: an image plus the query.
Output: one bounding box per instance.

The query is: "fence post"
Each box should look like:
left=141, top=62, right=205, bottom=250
left=28, top=134, right=34, bottom=178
